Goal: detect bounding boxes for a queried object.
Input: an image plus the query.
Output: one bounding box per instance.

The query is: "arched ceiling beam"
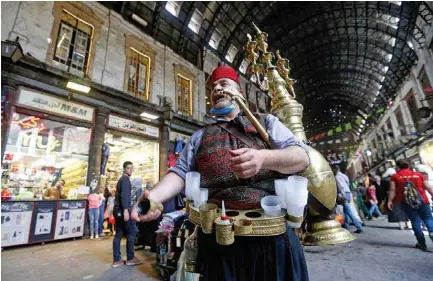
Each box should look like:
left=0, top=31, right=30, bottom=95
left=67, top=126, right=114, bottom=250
left=262, top=2, right=413, bottom=39
left=302, top=80, right=381, bottom=101
left=281, top=39, right=411, bottom=70
left=299, top=69, right=384, bottom=88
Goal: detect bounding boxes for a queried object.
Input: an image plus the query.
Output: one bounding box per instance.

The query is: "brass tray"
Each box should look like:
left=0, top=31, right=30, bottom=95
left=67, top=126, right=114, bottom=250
left=188, top=201, right=287, bottom=236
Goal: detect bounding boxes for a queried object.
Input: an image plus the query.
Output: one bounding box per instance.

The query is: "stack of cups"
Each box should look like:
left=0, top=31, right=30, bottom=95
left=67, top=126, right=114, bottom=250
left=284, top=176, right=309, bottom=228
left=275, top=178, right=289, bottom=209
left=185, top=172, right=201, bottom=201
left=193, top=188, right=208, bottom=208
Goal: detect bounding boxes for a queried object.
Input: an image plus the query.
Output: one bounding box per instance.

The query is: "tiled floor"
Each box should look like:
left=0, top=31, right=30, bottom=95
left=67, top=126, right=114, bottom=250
left=2, top=218, right=433, bottom=281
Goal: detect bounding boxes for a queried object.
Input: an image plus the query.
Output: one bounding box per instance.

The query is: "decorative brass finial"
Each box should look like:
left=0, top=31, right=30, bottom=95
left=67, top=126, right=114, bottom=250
left=252, top=22, right=268, bottom=53
left=243, top=24, right=296, bottom=97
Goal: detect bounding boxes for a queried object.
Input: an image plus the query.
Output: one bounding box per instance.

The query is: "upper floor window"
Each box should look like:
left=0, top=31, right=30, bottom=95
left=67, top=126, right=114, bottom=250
left=188, top=9, right=203, bottom=34
left=126, top=48, right=151, bottom=100
left=406, top=91, right=420, bottom=130
left=239, top=58, right=249, bottom=74
left=166, top=1, right=181, bottom=17
left=209, top=29, right=223, bottom=50
left=177, top=75, right=192, bottom=115
left=225, top=45, right=238, bottom=63
left=418, top=66, right=433, bottom=110
left=395, top=106, right=406, bottom=135
left=54, top=10, right=93, bottom=74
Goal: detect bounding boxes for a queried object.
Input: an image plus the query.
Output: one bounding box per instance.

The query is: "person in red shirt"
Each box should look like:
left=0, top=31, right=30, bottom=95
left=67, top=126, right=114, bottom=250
left=389, top=159, right=433, bottom=251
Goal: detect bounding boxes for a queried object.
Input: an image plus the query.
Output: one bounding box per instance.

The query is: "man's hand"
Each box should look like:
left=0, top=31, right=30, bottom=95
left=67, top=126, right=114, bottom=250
left=387, top=201, right=393, bottom=210
left=222, top=87, right=244, bottom=100
left=133, top=190, right=162, bottom=223
left=229, top=148, right=264, bottom=178
left=123, top=209, right=130, bottom=222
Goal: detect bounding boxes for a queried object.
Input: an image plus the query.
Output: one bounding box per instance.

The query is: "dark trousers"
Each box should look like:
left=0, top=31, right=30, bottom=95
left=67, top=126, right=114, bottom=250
left=113, top=216, right=138, bottom=262
left=402, top=203, right=433, bottom=247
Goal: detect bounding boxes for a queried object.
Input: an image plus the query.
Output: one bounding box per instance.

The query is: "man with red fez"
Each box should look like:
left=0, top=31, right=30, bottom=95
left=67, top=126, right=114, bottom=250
left=133, top=64, right=310, bottom=281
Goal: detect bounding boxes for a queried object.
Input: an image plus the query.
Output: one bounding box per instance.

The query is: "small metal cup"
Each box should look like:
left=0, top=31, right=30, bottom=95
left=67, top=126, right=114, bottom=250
left=199, top=203, right=218, bottom=234
left=234, top=219, right=253, bottom=235
left=215, top=217, right=235, bottom=245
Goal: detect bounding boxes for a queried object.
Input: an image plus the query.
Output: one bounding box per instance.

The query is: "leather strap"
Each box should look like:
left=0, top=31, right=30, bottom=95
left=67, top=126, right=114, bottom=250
left=217, top=122, right=263, bottom=150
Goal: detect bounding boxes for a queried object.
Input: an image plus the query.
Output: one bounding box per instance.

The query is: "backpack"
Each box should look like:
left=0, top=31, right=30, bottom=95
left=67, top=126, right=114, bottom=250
left=398, top=172, right=424, bottom=209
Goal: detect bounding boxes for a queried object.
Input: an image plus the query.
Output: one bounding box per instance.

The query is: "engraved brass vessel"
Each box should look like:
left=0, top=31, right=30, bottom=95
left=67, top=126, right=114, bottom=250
left=240, top=23, right=354, bottom=246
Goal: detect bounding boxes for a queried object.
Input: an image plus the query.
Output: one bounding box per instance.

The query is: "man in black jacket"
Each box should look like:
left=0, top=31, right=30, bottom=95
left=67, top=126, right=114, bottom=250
left=112, top=161, right=143, bottom=267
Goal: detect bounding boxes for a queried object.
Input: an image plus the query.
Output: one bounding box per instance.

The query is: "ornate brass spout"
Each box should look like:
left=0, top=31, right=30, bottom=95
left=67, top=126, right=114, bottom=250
left=240, top=23, right=354, bottom=246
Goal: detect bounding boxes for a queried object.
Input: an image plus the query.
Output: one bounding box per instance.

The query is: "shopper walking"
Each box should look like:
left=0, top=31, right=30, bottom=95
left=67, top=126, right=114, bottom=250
left=98, top=186, right=106, bottom=237
left=367, top=183, right=383, bottom=218
left=88, top=190, right=104, bottom=239
left=112, top=161, right=143, bottom=267
left=389, top=160, right=433, bottom=251
left=334, top=166, right=363, bottom=233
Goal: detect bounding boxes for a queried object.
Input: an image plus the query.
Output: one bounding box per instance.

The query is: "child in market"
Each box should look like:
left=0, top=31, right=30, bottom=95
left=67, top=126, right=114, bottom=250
left=88, top=190, right=104, bottom=239
left=104, top=188, right=116, bottom=235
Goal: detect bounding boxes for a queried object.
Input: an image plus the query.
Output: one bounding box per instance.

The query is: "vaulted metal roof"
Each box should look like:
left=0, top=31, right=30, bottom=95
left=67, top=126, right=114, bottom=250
left=102, top=1, right=433, bottom=142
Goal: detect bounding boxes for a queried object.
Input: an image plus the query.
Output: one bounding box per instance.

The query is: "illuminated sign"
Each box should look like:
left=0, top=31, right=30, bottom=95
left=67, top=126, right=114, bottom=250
left=12, top=116, right=46, bottom=130
left=107, top=114, right=159, bottom=138
left=17, top=89, right=94, bottom=122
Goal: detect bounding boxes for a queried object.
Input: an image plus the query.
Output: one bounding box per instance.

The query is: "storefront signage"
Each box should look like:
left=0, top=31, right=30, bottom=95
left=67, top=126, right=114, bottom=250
left=54, top=200, right=86, bottom=240
left=108, top=114, right=159, bottom=138
left=1, top=202, right=32, bottom=212
left=59, top=201, right=85, bottom=209
left=1, top=201, right=33, bottom=247
left=405, top=146, right=418, bottom=158
left=169, top=131, right=190, bottom=142
left=17, top=89, right=94, bottom=122
left=28, top=201, right=57, bottom=243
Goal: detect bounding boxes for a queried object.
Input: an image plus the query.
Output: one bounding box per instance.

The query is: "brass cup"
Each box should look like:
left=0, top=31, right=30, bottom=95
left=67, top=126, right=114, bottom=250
left=199, top=203, right=218, bottom=234
left=234, top=219, right=253, bottom=235
left=215, top=217, right=234, bottom=245
left=186, top=200, right=191, bottom=213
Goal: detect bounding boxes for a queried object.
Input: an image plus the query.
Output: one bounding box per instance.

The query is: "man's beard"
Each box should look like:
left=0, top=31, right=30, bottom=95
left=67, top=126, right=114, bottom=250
left=213, top=98, right=232, bottom=109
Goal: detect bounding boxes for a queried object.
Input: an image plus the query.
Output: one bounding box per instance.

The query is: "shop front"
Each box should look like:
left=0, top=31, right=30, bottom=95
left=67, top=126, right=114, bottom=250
left=419, top=137, right=433, bottom=169
left=1, top=87, right=92, bottom=247
left=2, top=87, right=94, bottom=199
left=100, top=114, right=160, bottom=189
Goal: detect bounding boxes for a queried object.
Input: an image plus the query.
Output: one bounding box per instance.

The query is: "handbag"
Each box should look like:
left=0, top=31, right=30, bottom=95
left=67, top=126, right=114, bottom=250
left=336, top=194, right=345, bottom=205
left=108, top=214, right=115, bottom=225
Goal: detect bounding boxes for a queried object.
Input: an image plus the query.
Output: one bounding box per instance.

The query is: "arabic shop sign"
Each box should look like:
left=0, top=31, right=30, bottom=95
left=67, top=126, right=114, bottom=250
left=108, top=114, right=159, bottom=138
left=17, top=88, right=94, bottom=122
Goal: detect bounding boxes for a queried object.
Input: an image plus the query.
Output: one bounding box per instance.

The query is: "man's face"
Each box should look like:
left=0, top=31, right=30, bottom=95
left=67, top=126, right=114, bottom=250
left=211, top=78, right=239, bottom=110
left=56, top=181, right=64, bottom=189
left=124, top=165, right=133, bottom=176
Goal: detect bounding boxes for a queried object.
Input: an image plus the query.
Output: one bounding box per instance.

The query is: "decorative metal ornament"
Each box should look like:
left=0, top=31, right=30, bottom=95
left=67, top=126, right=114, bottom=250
left=242, top=23, right=354, bottom=246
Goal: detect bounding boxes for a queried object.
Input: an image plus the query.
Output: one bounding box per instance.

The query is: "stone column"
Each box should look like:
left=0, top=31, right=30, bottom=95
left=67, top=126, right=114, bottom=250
left=86, top=107, right=110, bottom=187
left=1, top=84, right=18, bottom=160
left=84, top=108, right=108, bottom=238
left=159, top=120, right=170, bottom=180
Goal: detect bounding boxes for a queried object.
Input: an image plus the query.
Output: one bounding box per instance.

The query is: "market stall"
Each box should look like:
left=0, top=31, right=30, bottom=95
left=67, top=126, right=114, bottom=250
left=1, top=199, right=86, bottom=248
left=1, top=87, right=93, bottom=200
left=101, top=114, right=160, bottom=189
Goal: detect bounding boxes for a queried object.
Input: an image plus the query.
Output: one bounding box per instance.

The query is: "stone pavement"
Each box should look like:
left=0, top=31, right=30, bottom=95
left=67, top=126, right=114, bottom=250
left=2, top=218, right=433, bottom=281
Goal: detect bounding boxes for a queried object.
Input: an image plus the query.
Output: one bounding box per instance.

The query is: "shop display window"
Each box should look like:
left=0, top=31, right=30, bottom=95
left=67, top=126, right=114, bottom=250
left=103, top=132, right=159, bottom=190
left=2, top=113, right=91, bottom=199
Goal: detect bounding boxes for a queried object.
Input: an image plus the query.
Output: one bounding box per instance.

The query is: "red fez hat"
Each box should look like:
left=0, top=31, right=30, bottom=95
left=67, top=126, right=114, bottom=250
left=210, top=65, right=240, bottom=85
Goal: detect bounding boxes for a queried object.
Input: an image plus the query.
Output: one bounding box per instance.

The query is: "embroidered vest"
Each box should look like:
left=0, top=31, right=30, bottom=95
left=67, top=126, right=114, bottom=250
left=195, top=113, right=284, bottom=209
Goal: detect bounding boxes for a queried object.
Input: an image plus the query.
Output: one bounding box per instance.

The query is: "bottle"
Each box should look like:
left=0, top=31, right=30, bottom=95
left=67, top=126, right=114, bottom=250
left=219, top=201, right=231, bottom=225
left=160, top=244, right=167, bottom=265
